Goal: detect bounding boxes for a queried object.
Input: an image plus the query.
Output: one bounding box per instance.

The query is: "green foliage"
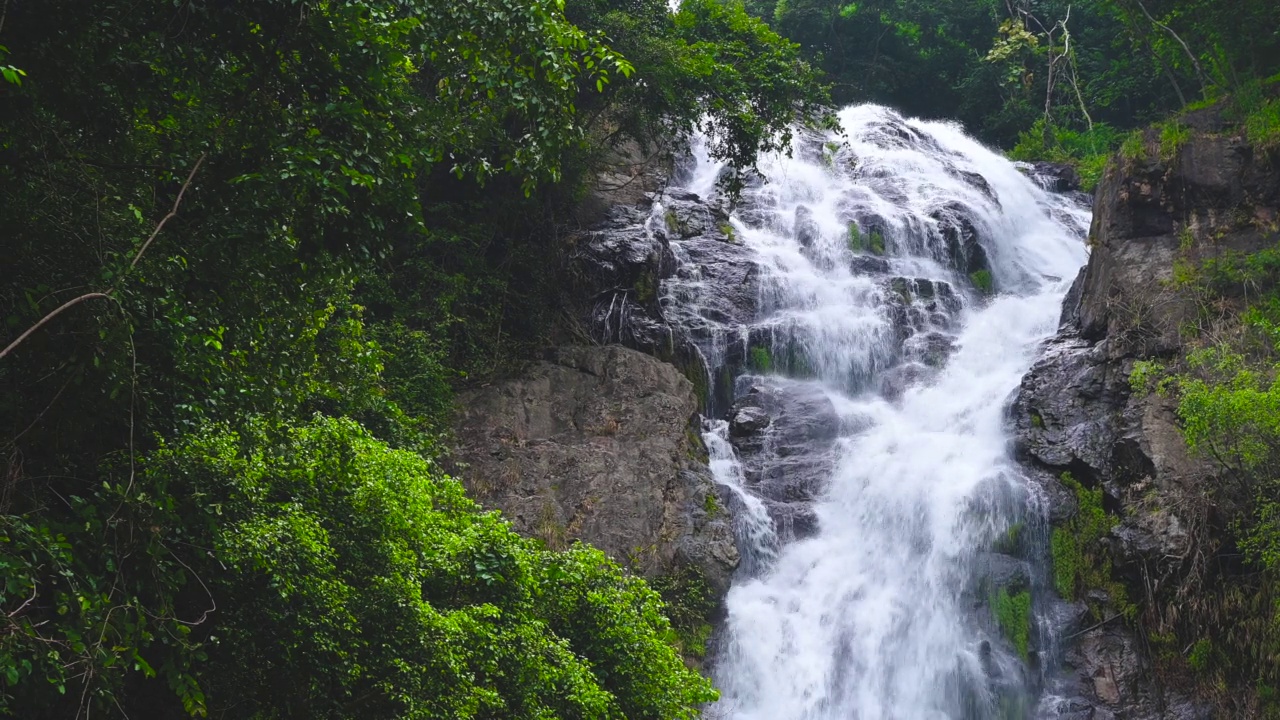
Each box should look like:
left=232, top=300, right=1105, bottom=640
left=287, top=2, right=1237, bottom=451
left=568, top=0, right=829, bottom=189
left=1049, top=474, right=1132, bottom=619
left=0, top=0, right=828, bottom=715
left=177, top=417, right=715, bottom=718
left=704, top=491, right=722, bottom=518
left=1187, top=638, right=1214, bottom=672
left=992, top=588, right=1032, bottom=658
left=1010, top=120, right=1123, bottom=192
left=1245, top=98, right=1280, bottom=151
left=1130, top=359, right=1169, bottom=394
left=1120, top=130, right=1148, bottom=161
left=0, top=417, right=716, bottom=718
left=970, top=270, right=994, bottom=295
left=1143, top=238, right=1280, bottom=701
left=649, top=567, right=719, bottom=662
left=1159, top=121, right=1192, bottom=161
left=0, top=45, right=24, bottom=86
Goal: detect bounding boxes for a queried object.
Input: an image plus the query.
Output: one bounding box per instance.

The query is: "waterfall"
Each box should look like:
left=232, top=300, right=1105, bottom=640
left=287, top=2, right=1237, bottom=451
left=660, top=105, right=1091, bottom=719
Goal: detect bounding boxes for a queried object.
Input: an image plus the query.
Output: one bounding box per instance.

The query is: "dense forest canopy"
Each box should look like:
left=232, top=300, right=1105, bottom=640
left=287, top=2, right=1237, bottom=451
left=2, top=0, right=1280, bottom=717
left=0, top=0, right=824, bottom=716
left=749, top=0, right=1280, bottom=180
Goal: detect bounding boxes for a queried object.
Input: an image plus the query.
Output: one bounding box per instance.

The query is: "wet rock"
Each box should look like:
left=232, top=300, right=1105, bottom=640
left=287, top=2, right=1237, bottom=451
left=878, top=362, right=933, bottom=401
left=1049, top=623, right=1209, bottom=720
left=662, top=189, right=730, bottom=239
left=975, top=552, right=1032, bottom=594
left=794, top=205, right=821, bottom=249
left=729, top=406, right=771, bottom=437
left=666, top=235, right=759, bottom=326
left=932, top=201, right=991, bottom=279
left=576, top=137, right=672, bottom=227
left=850, top=254, right=893, bottom=276
left=726, top=381, right=841, bottom=539
left=451, top=345, right=740, bottom=594
left=947, top=164, right=1000, bottom=204
left=1021, top=161, right=1083, bottom=194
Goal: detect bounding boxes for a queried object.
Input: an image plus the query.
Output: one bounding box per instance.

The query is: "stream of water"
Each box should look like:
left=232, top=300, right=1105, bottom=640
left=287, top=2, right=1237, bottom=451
left=663, top=105, right=1091, bottom=719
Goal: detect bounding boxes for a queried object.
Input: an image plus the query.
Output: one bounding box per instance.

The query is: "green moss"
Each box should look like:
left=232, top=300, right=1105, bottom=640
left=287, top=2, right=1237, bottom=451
left=684, top=425, right=710, bottom=463
left=993, top=522, right=1025, bottom=556
left=970, top=269, right=994, bottom=295
left=665, top=209, right=682, bottom=234
left=749, top=346, right=773, bottom=373
left=1050, top=527, right=1079, bottom=598
left=848, top=222, right=865, bottom=252
left=719, top=222, right=738, bottom=243
left=993, top=587, right=1032, bottom=658
left=1050, top=473, right=1134, bottom=619
left=634, top=272, right=657, bottom=304
left=1030, top=412, right=1044, bottom=429
left=869, top=230, right=886, bottom=255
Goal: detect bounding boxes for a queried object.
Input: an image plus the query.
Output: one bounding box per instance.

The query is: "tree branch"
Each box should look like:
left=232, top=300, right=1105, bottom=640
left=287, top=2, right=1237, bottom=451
left=1128, top=0, right=1212, bottom=96
left=0, top=153, right=207, bottom=361
left=129, top=152, right=206, bottom=270
left=0, top=294, right=114, bottom=360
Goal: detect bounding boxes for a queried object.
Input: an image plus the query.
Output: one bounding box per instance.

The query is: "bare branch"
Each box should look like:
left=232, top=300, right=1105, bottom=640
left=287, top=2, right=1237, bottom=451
left=129, top=152, right=207, bottom=270
left=0, top=293, right=115, bottom=360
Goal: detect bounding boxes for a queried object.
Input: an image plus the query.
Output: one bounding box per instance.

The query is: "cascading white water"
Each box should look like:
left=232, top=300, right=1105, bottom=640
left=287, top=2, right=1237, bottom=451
left=663, top=106, right=1090, bottom=719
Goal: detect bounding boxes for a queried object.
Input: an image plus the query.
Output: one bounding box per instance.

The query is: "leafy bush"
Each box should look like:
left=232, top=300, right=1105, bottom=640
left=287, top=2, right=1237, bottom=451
left=1, top=418, right=716, bottom=717
left=1009, top=120, right=1123, bottom=192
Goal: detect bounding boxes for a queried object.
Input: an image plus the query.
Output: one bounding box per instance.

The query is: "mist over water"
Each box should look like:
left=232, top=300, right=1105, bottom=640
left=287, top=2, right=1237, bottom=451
left=664, top=106, right=1090, bottom=718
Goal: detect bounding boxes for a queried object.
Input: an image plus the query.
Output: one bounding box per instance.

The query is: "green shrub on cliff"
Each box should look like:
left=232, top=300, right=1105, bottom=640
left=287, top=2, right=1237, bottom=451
left=1049, top=474, right=1131, bottom=619
left=1127, top=226, right=1280, bottom=700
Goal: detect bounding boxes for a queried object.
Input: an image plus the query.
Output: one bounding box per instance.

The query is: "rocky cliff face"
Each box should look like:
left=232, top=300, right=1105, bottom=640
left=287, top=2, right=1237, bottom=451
left=451, top=345, right=739, bottom=595
left=1014, top=106, right=1280, bottom=718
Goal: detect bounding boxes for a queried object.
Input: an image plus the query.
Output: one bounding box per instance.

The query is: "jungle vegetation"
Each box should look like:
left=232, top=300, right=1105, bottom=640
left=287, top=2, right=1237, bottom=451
left=3, top=0, right=1280, bottom=716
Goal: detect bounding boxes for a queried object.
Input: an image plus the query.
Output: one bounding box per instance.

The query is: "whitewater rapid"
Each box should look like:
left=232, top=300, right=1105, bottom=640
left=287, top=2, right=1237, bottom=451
left=667, top=106, right=1090, bottom=719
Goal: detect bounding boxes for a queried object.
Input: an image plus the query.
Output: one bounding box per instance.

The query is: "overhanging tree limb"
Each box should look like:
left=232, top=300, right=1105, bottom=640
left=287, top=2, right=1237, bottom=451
left=1128, top=0, right=1212, bottom=95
